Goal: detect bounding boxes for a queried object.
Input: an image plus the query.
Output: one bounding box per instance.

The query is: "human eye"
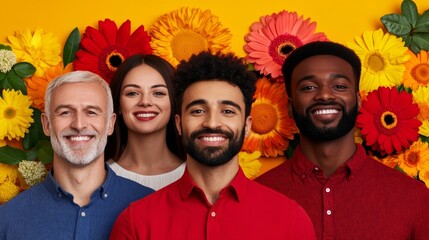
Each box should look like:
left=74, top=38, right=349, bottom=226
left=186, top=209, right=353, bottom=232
left=125, top=91, right=139, bottom=97
left=153, top=90, right=167, bottom=97
left=190, top=108, right=205, bottom=115
left=222, top=109, right=236, bottom=116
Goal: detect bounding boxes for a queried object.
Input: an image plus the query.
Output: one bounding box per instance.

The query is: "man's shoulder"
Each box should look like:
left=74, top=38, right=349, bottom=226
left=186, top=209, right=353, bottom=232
left=254, top=160, right=291, bottom=185
left=0, top=183, right=48, bottom=215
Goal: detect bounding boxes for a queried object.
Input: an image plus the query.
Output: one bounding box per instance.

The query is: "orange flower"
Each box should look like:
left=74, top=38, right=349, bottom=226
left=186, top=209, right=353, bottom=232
left=403, top=50, right=429, bottom=91
left=397, top=140, right=429, bottom=178
left=25, top=63, right=73, bottom=110
left=242, top=77, right=297, bottom=157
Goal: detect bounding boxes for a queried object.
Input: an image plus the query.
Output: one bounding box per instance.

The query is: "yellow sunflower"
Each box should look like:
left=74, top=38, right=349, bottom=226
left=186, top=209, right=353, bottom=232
left=242, top=77, right=298, bottom=157
left=397, top=140, right=429, bottom=178
left=347, top=29, right=410, bottom=94
left=0, top=89, right=34, bottom=140
left=412, top=86, right=429, bottom=137
left=238, top=151, right=262, bottom=180
left=150, top=7, right=232, bottom=67
left=403, top=50, right=429, bottom=91
left=7, top=29, right=61, bottom=77
left=419, top=162, right=429, bottom=188
left=26, top=62, right=73, bottom=110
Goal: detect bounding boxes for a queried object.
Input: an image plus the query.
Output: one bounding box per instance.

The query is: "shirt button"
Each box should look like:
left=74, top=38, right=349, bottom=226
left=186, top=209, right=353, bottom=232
left=314, top=167, right=319, bottom=171
left=302, top=174, right=306, bottom=179
left=104, top=193, right=108, bottom=198
left=211, top=211, right=216, bottom=217
left=81, top=212, right=86, bottom=217
left=325, top=188, right=331, bottom=193
left=326, top=210, right=332, bottom=215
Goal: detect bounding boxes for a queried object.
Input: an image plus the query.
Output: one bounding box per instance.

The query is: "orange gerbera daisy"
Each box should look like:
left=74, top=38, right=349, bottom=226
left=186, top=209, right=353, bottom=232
left=403, top=50, right=429, bottom=90
left=397, top=139, right=429, bottom=178
left=356, top=87, right=421, bottom=155
left=73, top=19, right=152, bottom=83
left=244, top=10, right=328, bottom=78
left=242, top=77, right=298, bottom=157
left=25, top=63, right=73, bottom=110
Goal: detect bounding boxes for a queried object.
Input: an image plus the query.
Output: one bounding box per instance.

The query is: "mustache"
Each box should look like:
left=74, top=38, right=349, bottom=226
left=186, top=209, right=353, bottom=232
left=190, top=128, right=234, bottom=139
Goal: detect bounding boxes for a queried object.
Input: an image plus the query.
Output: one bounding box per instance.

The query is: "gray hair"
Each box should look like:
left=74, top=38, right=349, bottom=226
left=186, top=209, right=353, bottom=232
left=44, top=70, right=113, bottom=118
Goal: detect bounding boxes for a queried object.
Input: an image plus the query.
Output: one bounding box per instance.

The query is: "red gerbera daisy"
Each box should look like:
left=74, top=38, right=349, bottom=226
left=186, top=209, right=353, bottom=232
left=356, top=87, right=421, bottom=155
left=73, top=19, right=152, bottom=83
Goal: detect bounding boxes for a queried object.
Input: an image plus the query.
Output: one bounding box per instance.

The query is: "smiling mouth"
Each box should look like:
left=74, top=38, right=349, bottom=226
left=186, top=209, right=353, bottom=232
left=66, top=135, right=92, bottom=142
left=313, top=109, right=339, bottom=115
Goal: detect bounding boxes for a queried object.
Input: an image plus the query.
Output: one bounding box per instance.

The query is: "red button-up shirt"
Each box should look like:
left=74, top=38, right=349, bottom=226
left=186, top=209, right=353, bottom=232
left=256, top=144, right=429, bottom=240
left=110, top=168, right=315, bottom=240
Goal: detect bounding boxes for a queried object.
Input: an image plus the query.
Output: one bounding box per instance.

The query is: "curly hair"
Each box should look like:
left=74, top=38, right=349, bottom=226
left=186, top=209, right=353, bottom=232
left=174, top=51, right=257, bottom=117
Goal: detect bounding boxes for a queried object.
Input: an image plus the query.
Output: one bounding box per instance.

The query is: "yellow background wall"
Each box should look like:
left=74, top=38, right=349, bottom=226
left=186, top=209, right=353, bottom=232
left=3, top=0, right=429, bottom=57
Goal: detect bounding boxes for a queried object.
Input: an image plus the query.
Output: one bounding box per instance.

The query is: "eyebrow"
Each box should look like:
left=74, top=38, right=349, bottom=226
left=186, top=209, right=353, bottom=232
left=184, top=99, right=242, bottom=112
left=54, top=104, right=103, bottom=113
left=122, top=84, right=167, bottom=89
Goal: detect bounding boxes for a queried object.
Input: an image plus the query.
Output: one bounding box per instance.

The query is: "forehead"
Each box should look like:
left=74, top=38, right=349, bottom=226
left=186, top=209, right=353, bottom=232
left=292, top=55, right=355, bottom=81
left=123, top=65, right=165, bottom=86
left=181, top=80, right=244, bottom=107
left=50, top=82, right=108, bottom=109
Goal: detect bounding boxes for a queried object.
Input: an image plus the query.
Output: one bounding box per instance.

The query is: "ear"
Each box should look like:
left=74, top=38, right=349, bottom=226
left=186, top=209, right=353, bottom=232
left=357, top=92, right=362, bottom=110
left=41, top=113, right=51, bottom=136
left=107, top=113, right=117, bottom=135
left=244, top=115, right=252, bottom=137
left=175, top=114, right=182, bottom=136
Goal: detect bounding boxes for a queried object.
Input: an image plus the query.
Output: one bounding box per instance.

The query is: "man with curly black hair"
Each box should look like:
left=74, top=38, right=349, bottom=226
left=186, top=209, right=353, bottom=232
left=110, top=52, right=316, bottom=240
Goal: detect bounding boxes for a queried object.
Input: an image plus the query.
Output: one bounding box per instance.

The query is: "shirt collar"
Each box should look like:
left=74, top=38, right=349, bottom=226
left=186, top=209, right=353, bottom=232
left=292, top=143, right=367, bottom=181
left=43, top=163, right=113, bottom=202
left=179, top=167, right=248, bottom=203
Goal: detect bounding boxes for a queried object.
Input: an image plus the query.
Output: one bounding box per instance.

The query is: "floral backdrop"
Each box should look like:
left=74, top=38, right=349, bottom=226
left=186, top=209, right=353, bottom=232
left=1, top=0, right=428, bottom=204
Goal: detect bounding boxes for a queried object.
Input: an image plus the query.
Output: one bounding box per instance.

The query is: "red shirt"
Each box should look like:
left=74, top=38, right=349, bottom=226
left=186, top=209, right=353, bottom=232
left=110, top=167, right=315, bottom=240
left=256, top=144, right=429, bottom=240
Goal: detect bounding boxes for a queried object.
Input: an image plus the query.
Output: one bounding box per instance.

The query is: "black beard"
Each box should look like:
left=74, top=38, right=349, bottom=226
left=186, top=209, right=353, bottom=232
left=183, top=127, right=245, bottom=167
left=292, top=101, right=358, bottom=142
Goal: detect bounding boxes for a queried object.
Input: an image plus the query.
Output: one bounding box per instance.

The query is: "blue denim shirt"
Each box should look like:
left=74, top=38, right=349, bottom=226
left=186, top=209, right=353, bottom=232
left=0, top=165, right=154, bottom=240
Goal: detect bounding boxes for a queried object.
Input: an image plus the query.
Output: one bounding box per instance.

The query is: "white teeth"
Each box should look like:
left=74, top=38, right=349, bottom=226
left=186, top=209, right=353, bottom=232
left=69, top=136, right=91, bottom=142
left=202, top=136, right=225, bottom=142
left=314, top=109, right=339, bottom=115
left=136, top=113, right=157, bottom=118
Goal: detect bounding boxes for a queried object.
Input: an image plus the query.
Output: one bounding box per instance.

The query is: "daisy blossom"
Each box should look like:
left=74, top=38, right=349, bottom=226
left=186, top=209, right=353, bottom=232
left=397, top=140, right=429, bottom=178
left=150, top=7, right=232, bottom=67
left=7, top=29, right=61, bottom=77
left=242, top=77, right=298, bottom=157
left=0, top=163, right=21, bottom=204
left=412, top=86, right=429, bottom=137
left=0, top=89, right=34, bottom=140
left=25, top=63, right=72, bottom=110
left=356, top=87, right=421, bottom=155
left=74, top=19, right=152, bottom=83
left=347, top=29, right=410, bottom=94
left=403, top=50, right=429, bottom=91
left=244, top=10, right=328, bottom=78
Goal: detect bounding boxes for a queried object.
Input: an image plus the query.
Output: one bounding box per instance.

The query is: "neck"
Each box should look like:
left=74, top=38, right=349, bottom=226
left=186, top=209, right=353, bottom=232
left=186, top=156, right=239, bottom=205
left=53, top=155, right=106, bottom=207
left=117, top=131, right=182, bottom=175
left=299, top=130, right=357, bottom=178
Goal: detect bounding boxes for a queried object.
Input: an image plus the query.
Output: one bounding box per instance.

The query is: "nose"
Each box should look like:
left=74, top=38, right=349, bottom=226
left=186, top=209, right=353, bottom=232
left=314, top=85, right=335, bottom=101
left=139, top=93, right=153, bottom=107
left=201, top=111, right=222, bottom=129
left=70, top=112, right=87, bottom=131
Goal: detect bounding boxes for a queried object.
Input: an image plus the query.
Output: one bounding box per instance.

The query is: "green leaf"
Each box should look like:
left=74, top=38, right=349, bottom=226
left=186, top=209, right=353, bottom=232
left=0, top=146, right=27, bottom=165
left=3, top=70, right=27, bottom=94
left=415, top=9, right=429, bottom=32
left=409, top=41, right=421, bottom=54
left=63, top=27, right=80, bottom=68
left=402, top=35, right=412, bottom=47
left=0, top=71, right=6, bottom=82
left=380, top=13, right=412, bottom=36
left=12, top=62, right=36, bottom=78
left=401, top=0, right=419, bottom=27
left=25, top=149, right=38, bottom=161
left=0, top=44, right=12, bottom=50
left=37, top=140, right=53, bottom=165
left=413, top=32, right=429, bottom=51
left=23, top=108, right=48, bottom=150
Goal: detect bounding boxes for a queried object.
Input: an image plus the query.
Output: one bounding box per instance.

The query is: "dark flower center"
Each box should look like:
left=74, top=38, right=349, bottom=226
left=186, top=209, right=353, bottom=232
left=269, top=34, right=303, bottom=66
